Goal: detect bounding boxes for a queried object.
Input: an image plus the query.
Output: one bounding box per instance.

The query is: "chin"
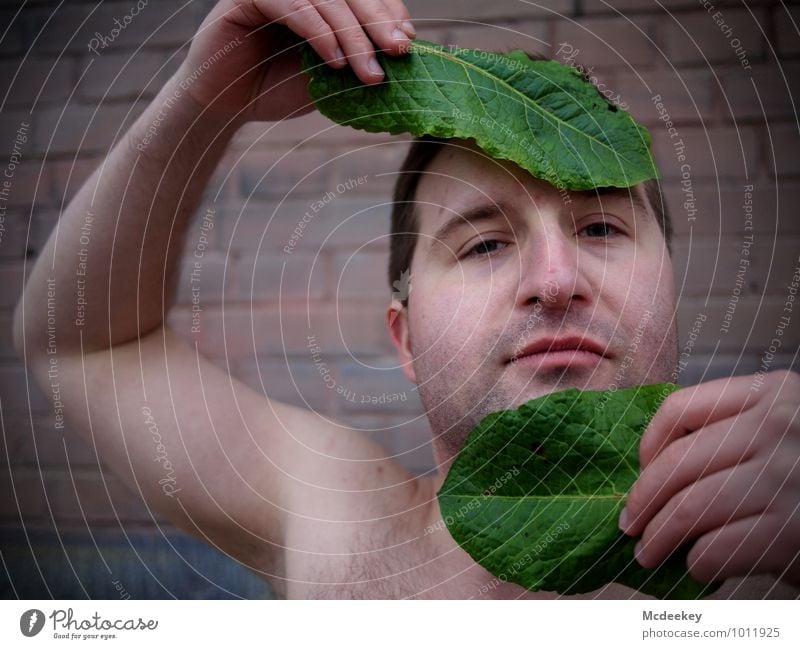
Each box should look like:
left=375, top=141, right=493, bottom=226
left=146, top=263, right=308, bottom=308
left=508, top=365, right=617, bottom=402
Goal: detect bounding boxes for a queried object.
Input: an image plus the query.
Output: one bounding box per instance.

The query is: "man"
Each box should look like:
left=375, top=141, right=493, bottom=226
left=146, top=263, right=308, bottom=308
left=12, top=0, right=800, bottom=598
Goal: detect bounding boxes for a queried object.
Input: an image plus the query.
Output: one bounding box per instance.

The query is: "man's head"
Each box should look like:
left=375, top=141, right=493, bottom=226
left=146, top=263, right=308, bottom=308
left=385, top=73, right=677, bottom=472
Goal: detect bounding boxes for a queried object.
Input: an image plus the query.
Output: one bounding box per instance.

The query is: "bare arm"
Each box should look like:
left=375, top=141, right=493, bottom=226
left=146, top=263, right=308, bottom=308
left=12, top=67, right=240, bottom=355
left=12, top=0, right=418, bottom=578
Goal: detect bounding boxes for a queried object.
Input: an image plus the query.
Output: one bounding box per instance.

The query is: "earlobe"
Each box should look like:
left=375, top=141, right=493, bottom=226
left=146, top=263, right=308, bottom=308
left=387, top=300, right=417, bottom=384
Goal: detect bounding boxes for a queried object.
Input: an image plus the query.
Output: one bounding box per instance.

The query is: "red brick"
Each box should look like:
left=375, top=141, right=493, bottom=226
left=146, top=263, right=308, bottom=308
left=53, top=470, right=154, bottom=524
left=233, top=251, right=327, bottom=302
left=217, top=196, right=392, bottom=254
left=0, top=469, right=49, bottom=521
left=333, top=250, right=391, bottom=300
left=231, top=112, right=397, bottom=150
left=0, top=410, right=101, bottom=467
left=675, top=353, right=760, bottom=387
left=0, top=262, right=25, bottom=307
left=553, top=15, right=658, bottom=69
left=0, top=10, right=24, bottom=56
left=768, top=124, right=800, bottom=177
left=671, top=236, right=798, bottom=298
left=78, top=51, right=181, bottom=101
left=0, top=57, right=75, bottom=108
left=25, top=1, right=201, bottom=55
left=33, top=103, right=146, bottom=156
left=3, top=161, right=52, bottom=209
left=775, top=6, right=800, bottom=57
left=663, top=8, right=766, bottom=67
left=327, top=144, right=411, bottom=195
left=0, top=364, right=51, bottom=412
left=617, top=68, right=714, bottom=124
left=771, top=354, right=800, bottom=374
left=238, top=147, right=336, bottom=200
left=653, top=126, right=759, bottom=179
left=586, top=0, right=774, bottom=13
left=676, top=298, right=799, bottom=353
left=0, top=112, right=33, bottom=167
left=0, top=212, right=34, bottom=261
left=0, top=312, right=17, bottom=359
left=666, top=181, right=800, bottom=237
left=404, top=0, right=572, bottom=21
left=719, top=63, right=800, bottom=121
left=166, top=303, right=393, bottom=358
left=443, top=21, right=550, bottom=56
left=337, top=358, right=422, bottom=415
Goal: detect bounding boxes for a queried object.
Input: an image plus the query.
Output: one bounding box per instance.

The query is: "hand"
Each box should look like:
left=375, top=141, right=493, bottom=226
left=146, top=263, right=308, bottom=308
left=179, top=0, right=416, bottom=122
left=619, top=370, right=800, bottom=588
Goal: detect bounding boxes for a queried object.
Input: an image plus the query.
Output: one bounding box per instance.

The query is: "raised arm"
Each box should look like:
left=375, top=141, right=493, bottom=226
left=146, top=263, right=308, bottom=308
left=13, top=0, right=414, bottom=355
left=12, top=0, right=417, bottom=582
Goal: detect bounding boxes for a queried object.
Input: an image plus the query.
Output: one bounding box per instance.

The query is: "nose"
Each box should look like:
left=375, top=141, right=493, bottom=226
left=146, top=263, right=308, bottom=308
left=515, top=221, right=592, bottom=310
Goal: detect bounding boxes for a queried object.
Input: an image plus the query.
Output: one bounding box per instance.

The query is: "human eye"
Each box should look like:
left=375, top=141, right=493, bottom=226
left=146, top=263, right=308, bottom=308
left=578, top=220, right=623, bottom=238
left=463, top=238, right=508, bottom=258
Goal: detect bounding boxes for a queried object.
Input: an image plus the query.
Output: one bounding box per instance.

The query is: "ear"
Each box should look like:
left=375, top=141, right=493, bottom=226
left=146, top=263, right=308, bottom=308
left=387, top=299, right=417, bottom=384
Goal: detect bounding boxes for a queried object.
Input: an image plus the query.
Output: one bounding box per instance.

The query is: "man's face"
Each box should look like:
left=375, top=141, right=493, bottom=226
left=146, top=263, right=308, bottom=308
left=387, top=138, right=678, bottom=469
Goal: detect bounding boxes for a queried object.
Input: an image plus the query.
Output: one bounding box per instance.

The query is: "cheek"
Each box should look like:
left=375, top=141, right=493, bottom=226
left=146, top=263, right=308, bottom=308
left=409, top=279, right=501, bottom=369
left=595, top=245, right=674, bottom=308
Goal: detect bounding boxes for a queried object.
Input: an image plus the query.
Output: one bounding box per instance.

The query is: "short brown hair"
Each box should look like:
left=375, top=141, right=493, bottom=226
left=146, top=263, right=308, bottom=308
left=388, top=136, right=672, bottom=307
left=387, top=48, right=671, bottom=307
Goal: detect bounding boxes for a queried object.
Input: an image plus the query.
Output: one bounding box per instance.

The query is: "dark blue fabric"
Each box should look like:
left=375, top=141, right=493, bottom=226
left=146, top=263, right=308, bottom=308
left=0, top=526, right=274, bottom=599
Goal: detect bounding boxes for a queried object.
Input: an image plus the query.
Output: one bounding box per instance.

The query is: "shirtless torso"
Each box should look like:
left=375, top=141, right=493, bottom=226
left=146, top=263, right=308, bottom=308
left=269, top=468, right=797, bottom=599
left=12, top=0, right=799, bottom=601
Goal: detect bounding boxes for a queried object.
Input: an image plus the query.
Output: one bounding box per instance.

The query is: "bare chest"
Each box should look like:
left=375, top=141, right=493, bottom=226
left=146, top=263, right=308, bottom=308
left=276, top=515, right=654, bottom=599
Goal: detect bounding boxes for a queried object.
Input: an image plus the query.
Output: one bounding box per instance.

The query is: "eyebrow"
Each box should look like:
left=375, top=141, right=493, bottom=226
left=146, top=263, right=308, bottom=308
left=430, top=186, right=649, bottom=245
left=431, top=201, right=515, bottom=245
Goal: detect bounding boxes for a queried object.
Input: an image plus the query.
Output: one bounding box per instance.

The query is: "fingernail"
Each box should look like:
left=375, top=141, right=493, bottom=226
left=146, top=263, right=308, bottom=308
left=618, top=507, right=629, bottom=531
left=634, top=540, right=645, bottom=564
left=401, top=20, right=416, bottom=36
left=334, top=46, right=345, bottom=61
left=368, top=57, right=383, bottom=76
left=392, top=27, right=408, bottom=41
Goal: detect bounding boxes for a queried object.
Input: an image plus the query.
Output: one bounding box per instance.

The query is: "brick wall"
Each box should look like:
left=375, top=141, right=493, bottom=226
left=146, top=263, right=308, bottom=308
left=1, top=0, right=798, bottom=561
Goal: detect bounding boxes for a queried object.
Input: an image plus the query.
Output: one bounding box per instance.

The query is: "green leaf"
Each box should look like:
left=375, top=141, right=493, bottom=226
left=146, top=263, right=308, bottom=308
left=437, top=384, right=722, bottom=599
left=300, top=39, right=659, bottom=190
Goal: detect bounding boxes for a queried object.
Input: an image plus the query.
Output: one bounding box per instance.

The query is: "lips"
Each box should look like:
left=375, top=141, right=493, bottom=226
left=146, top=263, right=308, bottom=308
left=508, top=335, right=610, bottom=365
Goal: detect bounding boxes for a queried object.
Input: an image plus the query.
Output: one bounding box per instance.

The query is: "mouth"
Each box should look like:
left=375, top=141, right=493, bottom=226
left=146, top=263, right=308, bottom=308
left=508, top=335, right=610, bottom=370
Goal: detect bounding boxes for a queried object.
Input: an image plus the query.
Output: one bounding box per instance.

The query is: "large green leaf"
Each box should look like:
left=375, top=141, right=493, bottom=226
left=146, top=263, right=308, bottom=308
left=300, top=39, right=658, bottom=190
left=437, top=384, right=722, bottom=599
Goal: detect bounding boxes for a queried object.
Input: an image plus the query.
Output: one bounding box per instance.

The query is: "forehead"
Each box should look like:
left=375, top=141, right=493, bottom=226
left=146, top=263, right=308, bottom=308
left=413, top=138, right=650, bottom=234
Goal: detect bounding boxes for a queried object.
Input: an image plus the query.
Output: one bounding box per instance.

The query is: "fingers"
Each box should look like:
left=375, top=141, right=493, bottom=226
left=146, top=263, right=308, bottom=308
left=313, top=0, right=411, bottom=83
left=631, top=460, right=771, bottom=569
left=248, top=0, right=415, bottom=85
left=686, top=513, right=800, bottom=586
left=639, top=376, right=762, bottom=469
left=622, top=413, right=760, bottom=536
left=261, top=0, right=344, bottom=70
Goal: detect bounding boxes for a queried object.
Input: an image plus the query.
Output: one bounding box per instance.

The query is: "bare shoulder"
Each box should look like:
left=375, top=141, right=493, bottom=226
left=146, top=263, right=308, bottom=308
left=29, top=323, right=417, bottom=581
